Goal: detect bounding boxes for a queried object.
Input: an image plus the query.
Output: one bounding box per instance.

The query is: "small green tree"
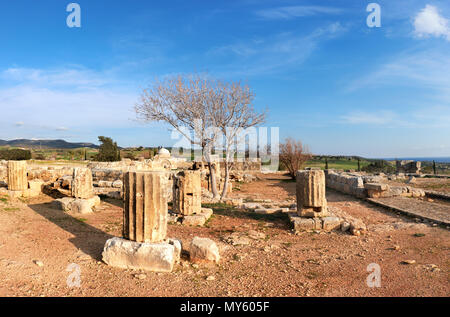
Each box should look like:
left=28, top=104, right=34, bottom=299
left=95, top=136, right=120, bottom=162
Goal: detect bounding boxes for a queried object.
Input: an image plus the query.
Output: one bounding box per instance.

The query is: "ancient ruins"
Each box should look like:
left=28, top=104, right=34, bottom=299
left=0, top=152, right=448, bottom=295
left=102, top=171, right=182, bottom=272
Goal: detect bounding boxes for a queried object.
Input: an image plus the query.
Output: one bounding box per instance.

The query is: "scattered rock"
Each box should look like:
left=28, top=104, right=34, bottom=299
left=190, top=237, right=220, bottom=264
left=33, top=260, right=44, bottom=267
left=248, top=230, right=266, bottom=240
left=401, top=260, right=416, bottom=265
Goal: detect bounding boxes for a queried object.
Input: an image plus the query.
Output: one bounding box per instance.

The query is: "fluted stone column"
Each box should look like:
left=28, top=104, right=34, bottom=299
left=72, top=168, right=94, bottom=199
left=173, top=170, right=201, bottom=216
left=296, top=170, right=328, bottom=217
left=7, top=161, right=28, bottom=191
left=123, top=171, right=169, bottom=243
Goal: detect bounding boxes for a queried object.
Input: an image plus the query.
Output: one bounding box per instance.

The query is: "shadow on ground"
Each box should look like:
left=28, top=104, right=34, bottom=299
left=203, top=203, right=291, bottom=229
left=28, top=201, right=114, bottom=261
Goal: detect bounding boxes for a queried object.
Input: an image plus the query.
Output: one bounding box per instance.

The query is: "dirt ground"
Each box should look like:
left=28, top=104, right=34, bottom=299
left=0, top=174, right=448, bottom=297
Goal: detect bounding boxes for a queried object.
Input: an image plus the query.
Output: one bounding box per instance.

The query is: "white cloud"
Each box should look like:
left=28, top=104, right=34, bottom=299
left=346, top=50, right=450, bottom=101
left=340, top=106, right=450, bottom=129
left=208, top=22, right=347, bottom=77
left=255, top=6, right=343, bottom=20
left=340, top=110, right=398, bottom=125
left=0, top=67, right=118, bottom=90
left=413, top=5, right=450, bottom=41
left=0, top=67, right=139, bottom=141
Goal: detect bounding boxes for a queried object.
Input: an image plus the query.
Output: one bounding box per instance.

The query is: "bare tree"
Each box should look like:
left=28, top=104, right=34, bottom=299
left=210, top=80, right=266, bottom=199
left=134, top=74, right=221, bottom=197
left=279, top=138, right=312, bottom=179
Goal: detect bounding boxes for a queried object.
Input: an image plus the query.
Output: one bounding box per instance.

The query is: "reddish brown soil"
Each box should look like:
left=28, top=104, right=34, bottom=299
left=0, top=174, right=448, bottom=297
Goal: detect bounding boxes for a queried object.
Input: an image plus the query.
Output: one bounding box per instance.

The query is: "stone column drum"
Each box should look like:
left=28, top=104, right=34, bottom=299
left=123, top=171, right=169, bottom=243
left=72, top=167, right=94, bottom=199
left=7, top=160, right=28, bottom=191
left=173, top=170, right=201, bottom=216
left=296, top=170, right=328, bottom=217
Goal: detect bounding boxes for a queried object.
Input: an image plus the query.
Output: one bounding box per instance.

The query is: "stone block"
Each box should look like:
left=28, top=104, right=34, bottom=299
left=173, top=170, right=202, bottom=216
left=182, top=214, right=206, bottom=226
left=322, top=216, right=342, bottom=231
left=296, top=170, right=327, bottom=209
left=102, top=237, right=179, bottom=272
left=7, top=161, right=28, bottom=191
left=190, top=237, right=220, bottom=264
left=72, top=168, right=94, bottom=199
left=364, top=183, right=389, bottom=191
left=123, top=171, right=169, bottom=243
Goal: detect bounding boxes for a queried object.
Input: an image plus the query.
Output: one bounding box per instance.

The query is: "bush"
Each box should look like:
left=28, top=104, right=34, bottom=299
left=362, top=160, right=395, bottom=173
left=279, top=138, right=312, bottom=179
left=0, top=149, right=32, bottom=160
left=94, top=136, right=121, bottom=162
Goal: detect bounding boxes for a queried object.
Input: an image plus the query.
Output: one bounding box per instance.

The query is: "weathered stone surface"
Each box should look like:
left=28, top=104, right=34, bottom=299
left=200, top=208, right=213, bottom=219
left=190, top=237, right=220, bottom=264
left=364, top=183, right=389, bottom=191
left=53, top=196, right=101, bottom=214
left=123, top=171, right=169, bottom=243
left=296, top=170, right=328, bottom=217
left=182, top=214, right=206, bottom=226
left=297, top=170, right=327, bottom=207
left=7, top=161, right=28, bottom=191
left=102, top=237, right=178, bottom=272
left=112, top=180, right=123, bottom=189
left=289, top=213, right=316, bottom=231
left=72, top=168, right=94, bottom=199
left=173, top=170, right=201, bottom=216
left=322, top=216, right=342, bottom=231
left=27, top=179, right=45, bottom=197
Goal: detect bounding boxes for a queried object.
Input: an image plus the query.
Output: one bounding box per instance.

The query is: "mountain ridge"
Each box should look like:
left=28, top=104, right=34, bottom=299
left=0, top=139, right=99, bottom=149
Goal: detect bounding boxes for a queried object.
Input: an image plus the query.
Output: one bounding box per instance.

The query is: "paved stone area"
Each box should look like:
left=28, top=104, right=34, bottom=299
left=368, top=196, right=450, bottom=226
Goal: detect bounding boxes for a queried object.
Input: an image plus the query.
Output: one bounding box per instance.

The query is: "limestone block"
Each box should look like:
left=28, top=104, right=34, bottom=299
left=190, top=237, right=220, bottom=264
left=102, top=237, right=178, bottom=272
left=28, top=179, right=44, bottom=196
left=123, top=171, right=169, bottom=243
left=7, top=161, right=28, bottom=191
left=53, top=196, right=100, bottom=214
left=182, top=214, right=206, bottom=226
left=322, top=216, right=342, bottom=231
left=173, top=170, right=202, bottom=216
left=364, top=183, right=389, bottom=191
left=296, top=170, right=327, bottom=209
left=112, top=180, right=123, bottom=188
left=200, top=208, right=213, bottom=219
left=72, top=168, right=94, bottom=199
left=289, top=213, right=316, bottom=231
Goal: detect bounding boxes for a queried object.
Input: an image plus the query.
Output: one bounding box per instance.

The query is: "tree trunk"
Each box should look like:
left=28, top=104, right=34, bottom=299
left=209, top=163, right=219, bottom=198
left=220, top=162, right=230, bottom=200
left=204, top=149, right=219, bottom=199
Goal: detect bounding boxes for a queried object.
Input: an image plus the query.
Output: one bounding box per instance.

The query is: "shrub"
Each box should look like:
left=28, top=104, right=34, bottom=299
left=94, top=136, right=121, bottom=162
left=0, top=149, right=32, bottom=160
left=279, top=138, right=312, bottom=179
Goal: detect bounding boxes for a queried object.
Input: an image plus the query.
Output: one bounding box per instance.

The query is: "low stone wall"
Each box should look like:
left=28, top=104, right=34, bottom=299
left=325, top=171, right=367, bottom=198
left=326, top=170, right=425, bottom=199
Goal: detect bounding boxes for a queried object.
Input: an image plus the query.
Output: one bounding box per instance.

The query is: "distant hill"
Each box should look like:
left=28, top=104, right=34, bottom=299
left=0, top=139, right=99, bottom=149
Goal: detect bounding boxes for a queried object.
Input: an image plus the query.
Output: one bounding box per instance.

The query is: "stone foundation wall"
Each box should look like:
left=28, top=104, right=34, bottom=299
left=325, top=171, right=367, bottom=198
left=326, top=170, right=425, bottom=199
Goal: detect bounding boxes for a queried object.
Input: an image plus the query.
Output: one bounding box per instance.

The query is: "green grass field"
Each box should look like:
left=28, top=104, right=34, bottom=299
left=305, top=158, right=371, bottom=170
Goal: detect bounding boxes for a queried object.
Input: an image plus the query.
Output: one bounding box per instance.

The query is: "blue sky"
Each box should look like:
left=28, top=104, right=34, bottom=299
left=0, top=0, right=449, bottom=158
